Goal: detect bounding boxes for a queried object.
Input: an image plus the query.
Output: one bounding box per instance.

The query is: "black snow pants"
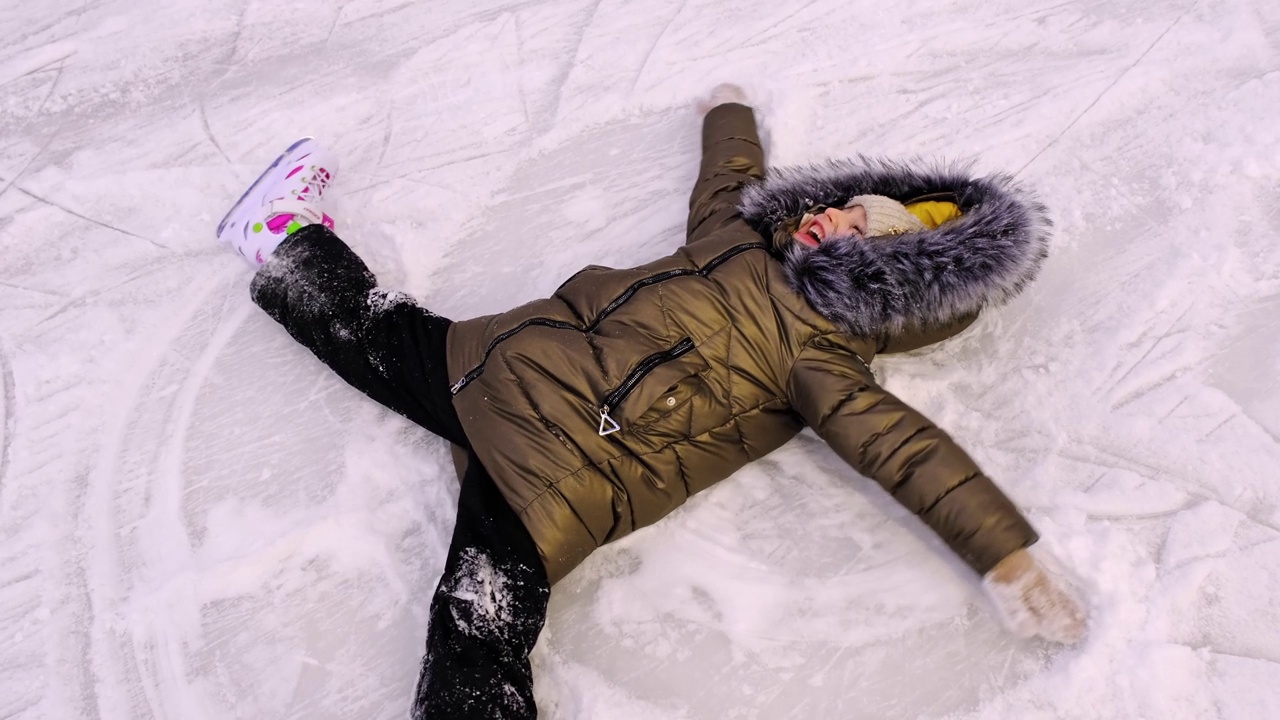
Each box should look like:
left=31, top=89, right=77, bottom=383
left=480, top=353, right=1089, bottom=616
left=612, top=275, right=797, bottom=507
left=250, top=225, right=551, bottom=719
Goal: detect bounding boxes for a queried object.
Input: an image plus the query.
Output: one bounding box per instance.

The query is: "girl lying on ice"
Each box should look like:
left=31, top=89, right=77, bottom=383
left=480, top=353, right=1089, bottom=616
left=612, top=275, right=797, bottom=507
left=216, top=84, right=1086, bottom=719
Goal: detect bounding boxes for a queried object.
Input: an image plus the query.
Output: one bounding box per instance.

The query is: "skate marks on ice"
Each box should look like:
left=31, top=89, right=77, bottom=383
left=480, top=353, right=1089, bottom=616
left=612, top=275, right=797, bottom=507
left=0, top=4, right=78, bottom=197
left=0, top=266, right=232, bottom=719
left=74, top=267, right=451, bottom=719
left=427, top=111, right=694, bottom=318
left=1, top=0, right=1278, bottom=717
left=1013, top=2, right=1199, bottom=177
left=536, top=447, right=1042, bottom=720
left=69, top=268, right=241, bottom=718
left=8, top=184, right=165, bottom=249
left=0, top=340, right=12, bottom=500
left=1209, top=293, right=1280, bottom=447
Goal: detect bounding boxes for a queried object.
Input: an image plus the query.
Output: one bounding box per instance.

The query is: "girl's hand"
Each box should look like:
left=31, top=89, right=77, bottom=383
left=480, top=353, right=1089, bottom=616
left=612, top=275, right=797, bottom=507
left=983, top=547, right=1088, bottom=644
left=697, top=83, right=750, bottom=115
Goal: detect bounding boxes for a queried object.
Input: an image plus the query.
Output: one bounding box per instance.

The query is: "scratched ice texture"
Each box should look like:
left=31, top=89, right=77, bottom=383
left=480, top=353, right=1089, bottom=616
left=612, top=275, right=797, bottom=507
left=1, top=0, right=1278, bottom=718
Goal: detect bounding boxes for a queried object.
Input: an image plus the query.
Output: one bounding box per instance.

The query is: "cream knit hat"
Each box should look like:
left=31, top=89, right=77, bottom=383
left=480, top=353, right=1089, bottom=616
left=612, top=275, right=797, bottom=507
left=846, top=194, right=927, bottom=237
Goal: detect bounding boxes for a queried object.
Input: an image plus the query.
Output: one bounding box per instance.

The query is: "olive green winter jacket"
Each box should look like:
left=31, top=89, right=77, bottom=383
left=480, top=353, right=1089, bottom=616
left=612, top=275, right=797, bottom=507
left=446, top=103, right=1044, bottom=584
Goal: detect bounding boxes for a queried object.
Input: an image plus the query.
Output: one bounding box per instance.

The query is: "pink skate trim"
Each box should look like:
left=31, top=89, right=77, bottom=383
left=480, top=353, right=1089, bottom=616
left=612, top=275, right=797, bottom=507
left=266, top=214, right=295, bottom=234
left=215, top=137, right=314, bottom=239
left=285, top=165, right=304, bottom=179
left=322, top=214, right=335, bottom=230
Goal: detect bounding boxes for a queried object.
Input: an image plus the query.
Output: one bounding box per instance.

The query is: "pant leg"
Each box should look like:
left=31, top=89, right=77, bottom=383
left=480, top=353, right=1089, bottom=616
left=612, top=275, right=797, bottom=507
left=251, top=227, right=549, bottom=715
left=250, top=225, right=468, bottom=447
left=412, top=452, right=551, bottom=719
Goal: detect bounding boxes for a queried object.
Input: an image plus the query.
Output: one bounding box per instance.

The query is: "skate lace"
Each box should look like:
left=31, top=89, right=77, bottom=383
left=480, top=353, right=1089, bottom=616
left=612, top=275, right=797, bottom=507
left=293, top=165, right=332, bottom=201
left=266, top=165, right=332, bottom=223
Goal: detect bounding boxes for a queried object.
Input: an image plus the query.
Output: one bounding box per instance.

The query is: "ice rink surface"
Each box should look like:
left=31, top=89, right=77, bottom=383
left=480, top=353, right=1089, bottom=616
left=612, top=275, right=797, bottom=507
left=2, top=0, right=1279, bottom=717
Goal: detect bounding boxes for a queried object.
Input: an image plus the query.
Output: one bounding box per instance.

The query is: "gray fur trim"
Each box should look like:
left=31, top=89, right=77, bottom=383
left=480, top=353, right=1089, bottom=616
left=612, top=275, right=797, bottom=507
left=740, top=157, right=1052, bottom=337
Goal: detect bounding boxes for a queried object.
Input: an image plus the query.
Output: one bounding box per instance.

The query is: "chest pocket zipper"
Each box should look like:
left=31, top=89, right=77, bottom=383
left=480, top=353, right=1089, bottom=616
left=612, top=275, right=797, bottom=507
left=598, top=338, right=696, bottom=436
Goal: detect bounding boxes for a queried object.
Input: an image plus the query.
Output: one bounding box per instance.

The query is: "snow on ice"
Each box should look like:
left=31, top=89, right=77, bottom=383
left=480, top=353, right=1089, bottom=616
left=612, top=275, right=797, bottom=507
left=2, top=0, right=1278, bottom=718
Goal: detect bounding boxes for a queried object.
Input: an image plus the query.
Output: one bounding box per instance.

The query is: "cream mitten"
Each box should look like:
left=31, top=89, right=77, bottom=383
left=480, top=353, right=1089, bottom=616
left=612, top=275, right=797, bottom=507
left=696, top=83, right=750, bottom=115
left=982, top=547, right=1087, bottom=644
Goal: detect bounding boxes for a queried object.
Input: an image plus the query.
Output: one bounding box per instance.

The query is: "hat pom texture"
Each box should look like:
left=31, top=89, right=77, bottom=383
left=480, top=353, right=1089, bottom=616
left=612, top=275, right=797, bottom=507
left=740, top=157, right=1052, bottom=338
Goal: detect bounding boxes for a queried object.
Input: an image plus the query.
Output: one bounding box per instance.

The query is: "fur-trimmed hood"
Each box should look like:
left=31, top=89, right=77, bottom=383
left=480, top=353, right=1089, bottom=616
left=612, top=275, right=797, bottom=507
left=739, top=158, right=1052, bottom=338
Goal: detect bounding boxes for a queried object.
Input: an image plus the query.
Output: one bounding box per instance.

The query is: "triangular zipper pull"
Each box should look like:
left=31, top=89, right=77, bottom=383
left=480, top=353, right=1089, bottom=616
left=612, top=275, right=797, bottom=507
left=598, top=408, right=620, bottom=436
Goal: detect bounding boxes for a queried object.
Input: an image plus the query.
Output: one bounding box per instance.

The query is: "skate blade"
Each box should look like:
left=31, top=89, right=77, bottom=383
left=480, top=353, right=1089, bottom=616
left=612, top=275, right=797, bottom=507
left=215, top=136, right=317, bottom=240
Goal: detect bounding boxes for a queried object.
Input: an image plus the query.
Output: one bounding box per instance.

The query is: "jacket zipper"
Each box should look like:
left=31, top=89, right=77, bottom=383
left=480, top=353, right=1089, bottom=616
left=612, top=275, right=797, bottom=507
left=449, top=242, right=764, bottom=395
left=597, top=337, right=695, bottom=436
left=449, top=318, right=580, bottom=393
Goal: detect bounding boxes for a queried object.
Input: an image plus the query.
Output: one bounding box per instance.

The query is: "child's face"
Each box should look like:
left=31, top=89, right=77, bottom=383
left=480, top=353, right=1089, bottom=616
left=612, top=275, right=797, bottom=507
left=792, top=205, right=869, bottom=248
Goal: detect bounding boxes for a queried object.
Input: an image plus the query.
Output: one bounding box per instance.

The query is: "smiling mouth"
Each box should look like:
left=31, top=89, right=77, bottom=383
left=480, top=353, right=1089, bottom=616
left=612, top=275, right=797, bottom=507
left=793, top=218, right=825, bottom=247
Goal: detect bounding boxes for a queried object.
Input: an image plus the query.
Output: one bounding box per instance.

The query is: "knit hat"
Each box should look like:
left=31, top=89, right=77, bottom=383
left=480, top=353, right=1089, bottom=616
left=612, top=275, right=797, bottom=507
left=846, top=194, right=927, bottom=238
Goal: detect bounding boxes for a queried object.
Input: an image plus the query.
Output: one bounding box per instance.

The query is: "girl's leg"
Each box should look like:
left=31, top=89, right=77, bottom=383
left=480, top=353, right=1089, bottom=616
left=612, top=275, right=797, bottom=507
left=249, top=225, right=468, bottom=446
left=251, top=225, right=551, bottom=715
left=412, top=450, right=551, bottom=719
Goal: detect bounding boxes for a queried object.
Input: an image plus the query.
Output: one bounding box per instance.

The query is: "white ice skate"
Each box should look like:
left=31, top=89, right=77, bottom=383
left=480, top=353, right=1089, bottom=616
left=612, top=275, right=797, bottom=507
left=216, top=137, right=338, bottom=266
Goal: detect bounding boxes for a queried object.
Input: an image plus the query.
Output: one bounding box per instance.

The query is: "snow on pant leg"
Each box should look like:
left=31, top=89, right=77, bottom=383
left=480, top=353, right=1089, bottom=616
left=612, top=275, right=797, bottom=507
left=412, top=451, right=550, bottom=720
left=249, top=225, right=469, bottom=447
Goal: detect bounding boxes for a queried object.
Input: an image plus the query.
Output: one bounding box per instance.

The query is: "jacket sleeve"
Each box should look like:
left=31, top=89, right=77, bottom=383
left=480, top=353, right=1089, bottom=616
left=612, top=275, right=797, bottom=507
left=786, top=333, right=1039, bottom=575
left=877, top=310, right=981, bottom=355
left=686, top=102, right=766, bottom=245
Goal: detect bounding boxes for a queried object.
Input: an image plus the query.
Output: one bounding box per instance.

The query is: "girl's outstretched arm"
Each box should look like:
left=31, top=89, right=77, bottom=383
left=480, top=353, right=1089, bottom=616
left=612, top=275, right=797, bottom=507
left=786, top=331, right=1087, bottom=643
left=686, top=84, right=766, bottom=246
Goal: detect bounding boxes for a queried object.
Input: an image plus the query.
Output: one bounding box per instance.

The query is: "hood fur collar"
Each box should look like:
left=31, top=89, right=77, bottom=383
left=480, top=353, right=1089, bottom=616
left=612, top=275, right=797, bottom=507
left=739, top=157, right=1051, bottom=338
